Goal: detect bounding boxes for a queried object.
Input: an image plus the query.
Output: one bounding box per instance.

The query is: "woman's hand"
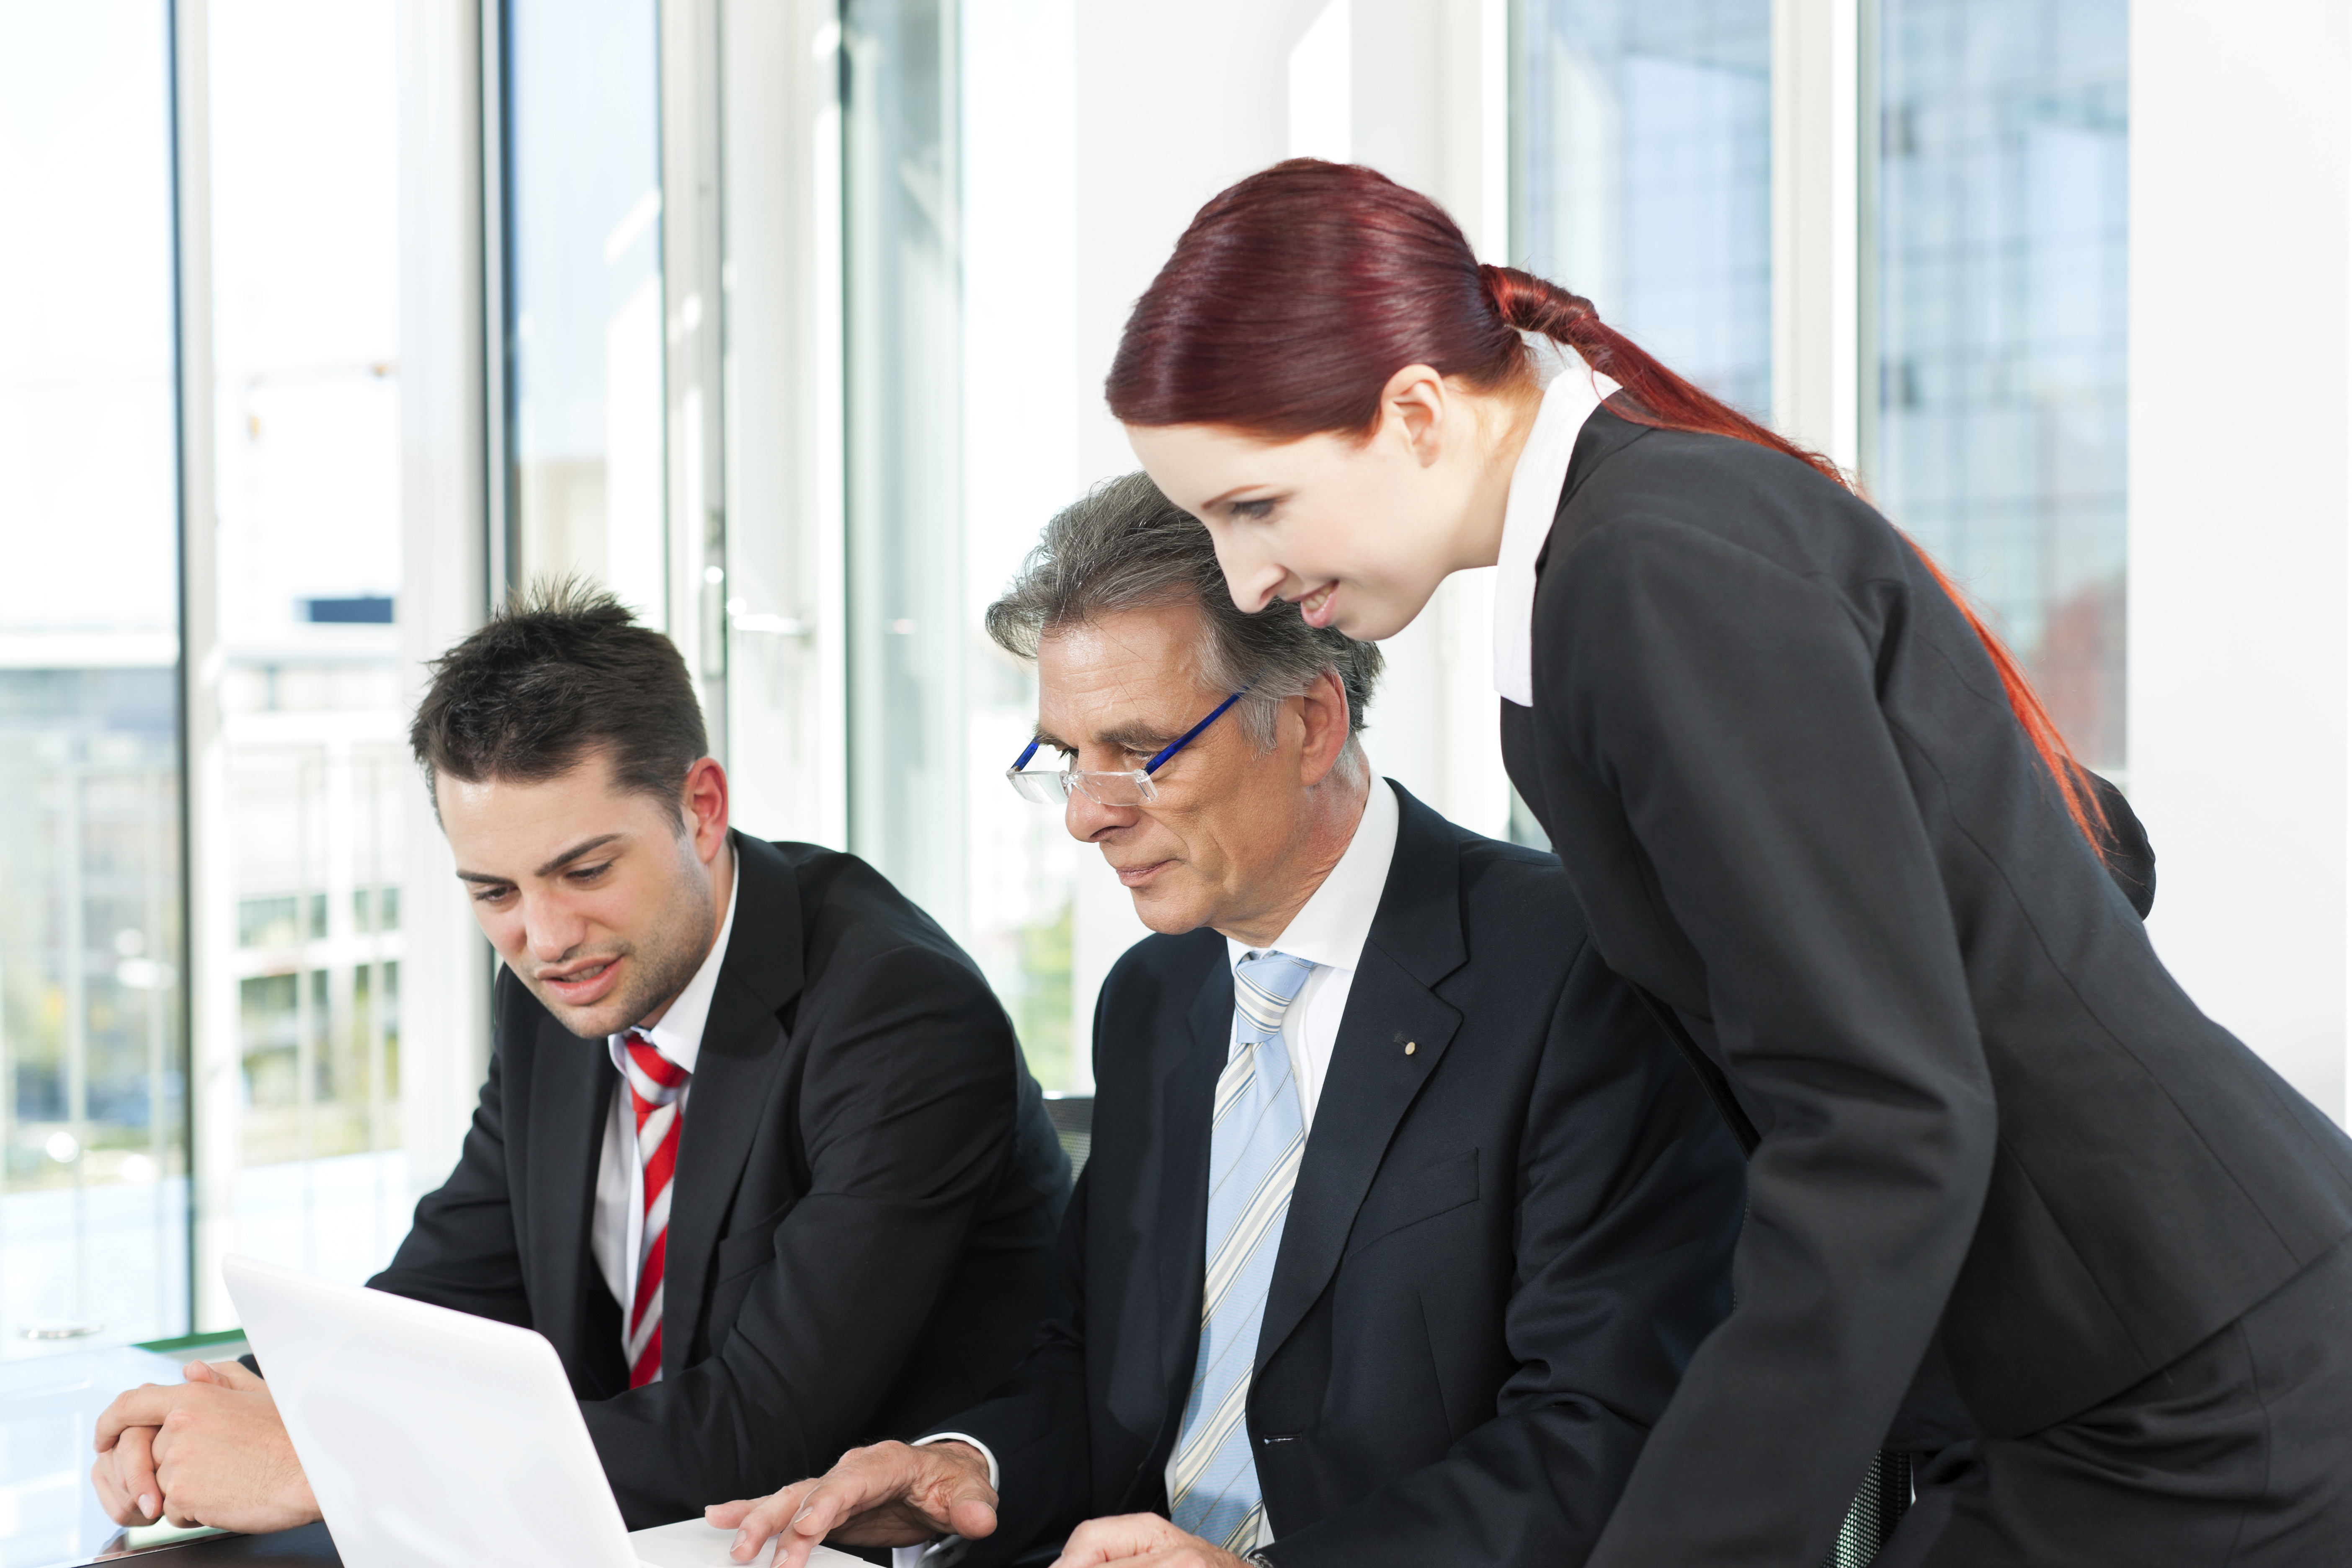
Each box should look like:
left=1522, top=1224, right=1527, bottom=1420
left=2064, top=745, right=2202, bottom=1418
left=1051, top=1513, right=1251, bottom=1568
left=705, top=1440, right=998, bottom=1568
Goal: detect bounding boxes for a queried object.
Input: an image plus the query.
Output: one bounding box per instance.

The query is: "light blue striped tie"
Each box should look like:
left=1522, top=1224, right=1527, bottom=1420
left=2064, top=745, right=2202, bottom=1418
left=1169, top=949, right=1316, bottom=1554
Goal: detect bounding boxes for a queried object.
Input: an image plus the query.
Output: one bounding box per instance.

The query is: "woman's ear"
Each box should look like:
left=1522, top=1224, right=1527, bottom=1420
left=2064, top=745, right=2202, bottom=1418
left=1380, top=363, right=1451, bottom=468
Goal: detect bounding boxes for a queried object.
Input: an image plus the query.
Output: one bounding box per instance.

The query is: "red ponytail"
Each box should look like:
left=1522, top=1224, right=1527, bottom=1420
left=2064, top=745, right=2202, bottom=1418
left=1109, top=159, right=2110, bottom=855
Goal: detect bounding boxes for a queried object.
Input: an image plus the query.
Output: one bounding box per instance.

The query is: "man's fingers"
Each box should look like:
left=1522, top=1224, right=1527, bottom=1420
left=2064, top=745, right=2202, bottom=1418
left=1051, top=1514, right=1197, bottom=1568
left=705, top=1498, right=757, bottom=1529
left=113, top=1424, right=162, bottom=1521
left=942, top=1493, right=999, bottom=1541
left=197, top=1358, right=263, bottom=1390
left=89, top=1445, right=160, bottom=1528
left=726, top=1480, right=818, bottom=1564
left=94, top=1384, right=182, bottom=1450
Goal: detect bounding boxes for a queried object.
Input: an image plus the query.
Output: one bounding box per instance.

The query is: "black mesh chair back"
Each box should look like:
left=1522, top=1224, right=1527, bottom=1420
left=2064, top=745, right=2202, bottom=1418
left=1043, top=1092, right=1093, bottom=1181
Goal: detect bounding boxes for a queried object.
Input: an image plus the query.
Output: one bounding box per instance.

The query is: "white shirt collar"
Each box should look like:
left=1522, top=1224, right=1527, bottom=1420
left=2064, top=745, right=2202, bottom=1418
left=1494, top=346, right=1619, bottom=707
left=606, top=844, right=740, bottom=1077
left=1225, top=774, right=1401, bottom=976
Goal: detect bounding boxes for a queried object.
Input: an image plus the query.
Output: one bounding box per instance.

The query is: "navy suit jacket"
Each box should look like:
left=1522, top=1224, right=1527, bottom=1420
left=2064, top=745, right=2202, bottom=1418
left=368, top=831, right=1069, bottom=1528
left=933, top=784, right=1745, bottom=1566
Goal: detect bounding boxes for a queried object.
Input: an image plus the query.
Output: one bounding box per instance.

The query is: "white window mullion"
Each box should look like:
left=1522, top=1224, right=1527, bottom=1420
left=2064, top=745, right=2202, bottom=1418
left=174, top=0, right=242, bottom=1333
left=1771, top=0, right=1861, bottom=472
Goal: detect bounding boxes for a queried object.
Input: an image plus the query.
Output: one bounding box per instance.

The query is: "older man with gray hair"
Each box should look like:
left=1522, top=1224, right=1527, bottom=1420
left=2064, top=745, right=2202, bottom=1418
left=711, top=474, right=1745, bottom=1568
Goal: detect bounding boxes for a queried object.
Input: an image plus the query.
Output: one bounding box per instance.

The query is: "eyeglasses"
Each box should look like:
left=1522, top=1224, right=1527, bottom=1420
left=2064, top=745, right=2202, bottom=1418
left=1006, top=690, right=1248, bottom=807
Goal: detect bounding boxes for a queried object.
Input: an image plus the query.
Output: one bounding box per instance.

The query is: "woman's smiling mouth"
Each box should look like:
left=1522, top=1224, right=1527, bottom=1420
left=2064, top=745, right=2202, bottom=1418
left=1293, top=580, right=1339, bottom=627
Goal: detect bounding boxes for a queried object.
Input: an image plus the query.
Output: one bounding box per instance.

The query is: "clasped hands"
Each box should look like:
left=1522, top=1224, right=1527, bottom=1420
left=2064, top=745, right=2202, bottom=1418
left=89, top=1359, right=319, bottom=1534
left=707, top=1441, right=1253, bottom=1568
left=91, top=1375, right=1247, bottom=1567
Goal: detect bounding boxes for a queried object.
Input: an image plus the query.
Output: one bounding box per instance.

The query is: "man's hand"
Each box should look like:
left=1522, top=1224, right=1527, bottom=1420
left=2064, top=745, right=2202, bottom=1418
left=1051, top=1514, right=1251, bottom=1568
left=90, top=1415, right=163, bottom=1529
left=705, top=1439, right=999, bottom=1568
left=91, top=1359, right=320, bottom=1533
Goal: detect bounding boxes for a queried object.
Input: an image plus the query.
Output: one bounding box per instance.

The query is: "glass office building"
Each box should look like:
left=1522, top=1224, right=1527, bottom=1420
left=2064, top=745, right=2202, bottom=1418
left=1867, top=0, right=2130, bottom=770
left=1, top=0, right=187, bottom=1348
left=1512, top=0, right=1774, bottom=417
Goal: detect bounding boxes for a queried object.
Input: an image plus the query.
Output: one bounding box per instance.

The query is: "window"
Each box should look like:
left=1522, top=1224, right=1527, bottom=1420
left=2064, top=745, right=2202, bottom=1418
left=203, top=0, right=415, bottom=1287
left=842, top=0, right=1081, bottom=1088
left=1512, top=0, right=1774, bottom=414
left=0, top=0, right=185, bottom=1352
left=1865, top=0, right=2129, bottom=769
left=503, top=0, right=667, bottom=622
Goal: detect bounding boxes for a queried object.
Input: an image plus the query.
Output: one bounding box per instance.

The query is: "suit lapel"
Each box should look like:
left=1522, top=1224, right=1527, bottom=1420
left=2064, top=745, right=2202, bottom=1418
left=1256, top=786, right=1468, bottom=1375
left=660, top=832, right=805, bottom=1375
left=526, top=1003, right=619, bottom=1385
left=1147, top=956, right=1237, bottom=1475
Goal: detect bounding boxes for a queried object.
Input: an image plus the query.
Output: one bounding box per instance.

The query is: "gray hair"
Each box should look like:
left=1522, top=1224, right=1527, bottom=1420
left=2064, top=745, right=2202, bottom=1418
left=984, top=472, right=1384, bottom=758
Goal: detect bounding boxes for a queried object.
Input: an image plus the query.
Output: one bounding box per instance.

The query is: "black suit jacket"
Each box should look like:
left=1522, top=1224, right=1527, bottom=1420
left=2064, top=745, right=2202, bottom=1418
left=368, top=831, right=1069, bottom=1528
left=932, top=784, right=1745, bottom=1566
left=1501, top=405, right=2352, bottom=1565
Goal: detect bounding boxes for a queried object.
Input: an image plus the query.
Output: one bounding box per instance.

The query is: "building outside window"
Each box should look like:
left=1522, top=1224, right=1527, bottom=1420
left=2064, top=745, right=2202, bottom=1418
left=0, top=0, right=186, bottom=1353
left=504, top=0, right=668, bottom=627
left=1512, top=0, right=1774, bottom=418
left=1865, top=0, right=2129, bottom=770
left=205, top=0, right=415, bottom=1287
left=843, top=0, right=1081, bottom=1090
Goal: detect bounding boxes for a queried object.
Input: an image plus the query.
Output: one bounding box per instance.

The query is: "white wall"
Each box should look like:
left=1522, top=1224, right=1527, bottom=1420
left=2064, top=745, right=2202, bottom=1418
left=1063, top=0, right=1506, bottom=1034
left=2129, top=0, right=2352, bottom=1120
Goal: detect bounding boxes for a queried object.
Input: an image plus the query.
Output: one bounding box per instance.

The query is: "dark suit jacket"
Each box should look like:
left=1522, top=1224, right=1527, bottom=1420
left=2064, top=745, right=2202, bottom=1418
left=368, top=831, right=1070, bottom=1528
left=931, top=783, right=1746, bottom=1567
left=1501, top=404, right=2352, bottom=1565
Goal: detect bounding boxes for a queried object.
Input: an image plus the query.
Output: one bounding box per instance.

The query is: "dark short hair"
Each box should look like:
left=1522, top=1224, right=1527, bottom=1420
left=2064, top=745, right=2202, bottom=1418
left=409, top=578, right=707, bottom=819
left=983, top=472, right=1382, bottom=749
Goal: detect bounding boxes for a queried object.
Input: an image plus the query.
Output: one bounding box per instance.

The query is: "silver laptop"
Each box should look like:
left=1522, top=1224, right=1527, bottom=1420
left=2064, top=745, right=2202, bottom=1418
left=222, top=1253, right=861, bottom=1568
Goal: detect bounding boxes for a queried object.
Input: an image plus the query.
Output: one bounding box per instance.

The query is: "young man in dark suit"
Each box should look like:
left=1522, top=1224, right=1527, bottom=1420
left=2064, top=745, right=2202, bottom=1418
left=710, top=476, right=1745, bottom=1568
left=90, top=583, right=1069, bottom=1534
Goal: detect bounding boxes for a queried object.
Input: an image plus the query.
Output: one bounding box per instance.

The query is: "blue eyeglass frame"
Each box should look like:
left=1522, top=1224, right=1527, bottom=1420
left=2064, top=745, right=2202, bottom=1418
left=1008, top=688, right=1248, bottom=791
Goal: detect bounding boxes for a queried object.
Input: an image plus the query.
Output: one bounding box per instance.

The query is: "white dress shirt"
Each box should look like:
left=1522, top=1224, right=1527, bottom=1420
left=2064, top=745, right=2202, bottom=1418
left=589, top=850, right=740, bottom=1374
left=1216, top=769, right=1399, bottom=1133
left=1494, top=344, right=1620, bottom=707
left=915, top=778, right=1403, bottom=1562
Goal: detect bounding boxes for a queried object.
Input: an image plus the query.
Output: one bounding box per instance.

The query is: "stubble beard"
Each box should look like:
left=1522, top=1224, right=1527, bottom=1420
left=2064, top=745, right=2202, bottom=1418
left=531, top=864, right=719, bottom=1040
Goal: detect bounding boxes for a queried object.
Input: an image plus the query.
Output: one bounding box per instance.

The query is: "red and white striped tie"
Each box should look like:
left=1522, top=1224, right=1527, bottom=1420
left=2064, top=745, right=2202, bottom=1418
left=622, top=1031, right=689, bottom=1388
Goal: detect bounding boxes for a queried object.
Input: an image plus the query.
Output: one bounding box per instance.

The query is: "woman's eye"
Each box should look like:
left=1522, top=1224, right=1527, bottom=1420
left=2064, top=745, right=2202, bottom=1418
left=1228, top=498, right=1275, bottom=521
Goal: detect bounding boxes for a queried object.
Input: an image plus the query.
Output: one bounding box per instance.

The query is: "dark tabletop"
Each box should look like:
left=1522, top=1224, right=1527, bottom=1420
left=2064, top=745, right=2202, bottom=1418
left=110, top=1525, right=339, bottom=1564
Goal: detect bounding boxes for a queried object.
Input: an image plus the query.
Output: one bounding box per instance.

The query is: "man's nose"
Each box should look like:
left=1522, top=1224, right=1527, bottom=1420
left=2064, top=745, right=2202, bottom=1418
left=1064, top=788, right=1137, bottom=843
left=522, top=896, right=585, bottom=963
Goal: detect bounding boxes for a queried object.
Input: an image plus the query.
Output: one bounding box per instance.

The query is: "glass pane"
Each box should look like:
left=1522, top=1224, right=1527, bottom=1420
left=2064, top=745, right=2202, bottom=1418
left=0, top=0, right=188, bottom=1355
left=207, top=0, right=413, bottom=1282
left=843, top=0, right=967, bottom=953
left=1512, top=0, right=1774, bottom=415
left=962, top=0, right=1078, bottom=1090
left=1867, top=0, right=2129, bottom=768
left=507, top=0, right=666, bottom=619
left=844, top=0, right=1081, bottom=1088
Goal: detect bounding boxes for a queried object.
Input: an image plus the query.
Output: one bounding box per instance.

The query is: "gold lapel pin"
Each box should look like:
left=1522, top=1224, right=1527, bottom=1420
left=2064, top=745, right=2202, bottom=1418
left=1403, top=1041, right=1417, bottom=1056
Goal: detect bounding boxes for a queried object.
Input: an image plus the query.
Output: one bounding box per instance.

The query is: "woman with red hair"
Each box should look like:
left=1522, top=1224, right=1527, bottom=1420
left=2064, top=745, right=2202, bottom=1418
left=1112, top=159, right=2352, bottom=1567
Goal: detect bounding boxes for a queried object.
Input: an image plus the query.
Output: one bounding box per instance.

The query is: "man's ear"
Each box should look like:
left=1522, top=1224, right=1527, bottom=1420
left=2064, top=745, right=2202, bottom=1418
left=1295, top=669, right=1355, bottom=788
left=681, top=757, right=730, bottom=863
